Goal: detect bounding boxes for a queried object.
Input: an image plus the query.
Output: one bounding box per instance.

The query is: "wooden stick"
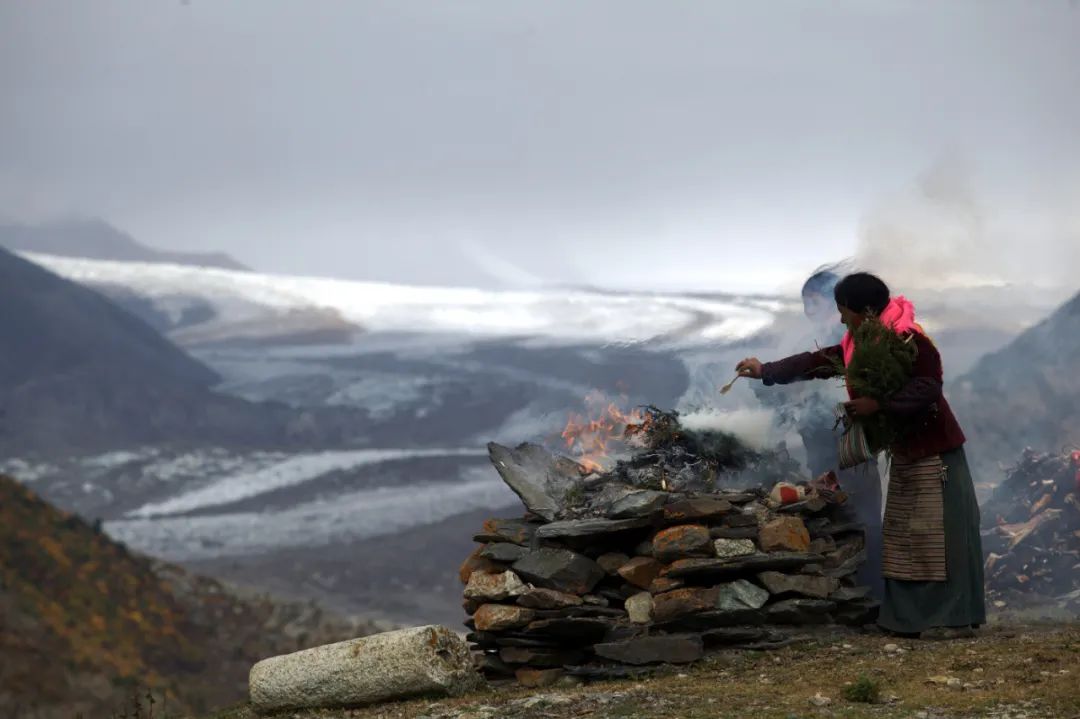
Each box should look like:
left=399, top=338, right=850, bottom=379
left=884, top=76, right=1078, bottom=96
left=719, top=374, right=742, bottom=395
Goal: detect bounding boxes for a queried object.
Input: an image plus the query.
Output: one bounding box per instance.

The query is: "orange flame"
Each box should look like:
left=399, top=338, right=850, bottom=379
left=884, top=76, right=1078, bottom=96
left=560, top=391, right=650, bottom=474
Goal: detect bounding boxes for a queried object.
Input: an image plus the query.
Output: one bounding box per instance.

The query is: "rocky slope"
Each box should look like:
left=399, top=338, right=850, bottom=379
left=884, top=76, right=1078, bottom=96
left=0, top=218, right=248, bottom=270
left=950, top=289, right=1080, bottom=481
left=0, top=474, right=384, bottom=718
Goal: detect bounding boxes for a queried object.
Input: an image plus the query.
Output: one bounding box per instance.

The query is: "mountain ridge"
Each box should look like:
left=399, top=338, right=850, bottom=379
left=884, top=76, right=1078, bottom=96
left=951, top=289, right=1080, bottom=477
left=0, top=218, right=248, bottom=270
left=0, top=246, right=370, bottom=453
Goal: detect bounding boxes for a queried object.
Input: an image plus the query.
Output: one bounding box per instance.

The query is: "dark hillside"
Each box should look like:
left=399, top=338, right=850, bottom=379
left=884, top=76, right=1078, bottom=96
left=951, top=289, right=1080, bottom=479
left=0, top=475, right=380, bottom=718
left=0, top=246, right=368, bottom=452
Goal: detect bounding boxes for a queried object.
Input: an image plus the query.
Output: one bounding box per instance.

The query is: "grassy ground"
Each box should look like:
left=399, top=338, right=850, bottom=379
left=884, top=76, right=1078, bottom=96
left=214, top=623, right=1080, bottom=719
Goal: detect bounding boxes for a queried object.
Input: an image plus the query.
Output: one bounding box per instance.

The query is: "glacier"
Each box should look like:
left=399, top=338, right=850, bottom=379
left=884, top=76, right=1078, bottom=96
left=23, top=252, right=788, bottom=347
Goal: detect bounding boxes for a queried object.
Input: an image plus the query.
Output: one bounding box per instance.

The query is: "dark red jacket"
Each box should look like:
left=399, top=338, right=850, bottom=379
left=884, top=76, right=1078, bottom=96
left=760, top=333, right=966, bottom=461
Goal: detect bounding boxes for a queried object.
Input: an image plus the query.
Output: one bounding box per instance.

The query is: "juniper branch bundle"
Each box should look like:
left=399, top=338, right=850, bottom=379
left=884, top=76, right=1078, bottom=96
left=626, top=405, right=756, bottom=468
left=832, top=315, right=918, bottom=452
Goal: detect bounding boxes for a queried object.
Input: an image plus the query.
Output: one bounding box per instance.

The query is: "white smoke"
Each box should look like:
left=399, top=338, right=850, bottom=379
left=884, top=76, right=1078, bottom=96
left=679, top=407, right=777, bottom=451
left=855, top=153, right=1079, bottom=296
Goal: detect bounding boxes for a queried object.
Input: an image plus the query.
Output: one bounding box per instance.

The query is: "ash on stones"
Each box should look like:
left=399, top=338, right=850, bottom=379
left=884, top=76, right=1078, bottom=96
left=615, top=406, right=803, bottom=494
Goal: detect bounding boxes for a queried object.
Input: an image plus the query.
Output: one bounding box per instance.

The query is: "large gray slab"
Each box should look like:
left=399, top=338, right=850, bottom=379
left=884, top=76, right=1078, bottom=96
left=488, top=442, right=585, bottom=521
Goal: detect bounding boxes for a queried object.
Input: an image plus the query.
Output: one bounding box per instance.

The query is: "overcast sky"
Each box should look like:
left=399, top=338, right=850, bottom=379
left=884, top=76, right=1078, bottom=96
left=2, top=1, right=1078, bottom=292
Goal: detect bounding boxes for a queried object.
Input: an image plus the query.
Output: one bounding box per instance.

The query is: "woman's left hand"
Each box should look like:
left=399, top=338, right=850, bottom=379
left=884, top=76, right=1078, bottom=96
left=844, top=397, right=881, bottom=417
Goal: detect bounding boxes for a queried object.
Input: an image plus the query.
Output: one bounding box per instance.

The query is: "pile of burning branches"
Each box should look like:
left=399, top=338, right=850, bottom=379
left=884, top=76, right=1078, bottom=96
left=560, top=403, right=804, bottom=506
left=981, top=448, right=1080, bottom=609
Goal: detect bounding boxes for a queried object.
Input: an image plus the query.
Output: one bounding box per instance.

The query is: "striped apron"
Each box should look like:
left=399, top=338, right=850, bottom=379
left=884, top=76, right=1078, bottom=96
left=882, top=454, right=947, bottom=581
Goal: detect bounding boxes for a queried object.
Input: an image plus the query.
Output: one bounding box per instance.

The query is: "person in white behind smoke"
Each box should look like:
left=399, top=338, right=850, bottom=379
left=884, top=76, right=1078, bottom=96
left=748, top=265, right=884, bottom=598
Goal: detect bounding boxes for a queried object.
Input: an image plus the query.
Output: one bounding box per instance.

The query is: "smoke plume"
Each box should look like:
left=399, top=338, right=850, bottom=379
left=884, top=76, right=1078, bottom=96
left=679, top=407, right=777, bottom=451
left=854, top=154, right=1079, bottom=294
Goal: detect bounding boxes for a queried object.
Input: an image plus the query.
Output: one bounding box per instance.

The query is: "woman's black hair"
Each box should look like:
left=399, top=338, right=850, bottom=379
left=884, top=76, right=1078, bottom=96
left=833, top=272, right=890, bottom=315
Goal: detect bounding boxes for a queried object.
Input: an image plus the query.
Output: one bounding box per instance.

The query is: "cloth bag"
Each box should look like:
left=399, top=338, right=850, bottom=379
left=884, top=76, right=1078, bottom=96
left=834, top=402, right=874, bottom=469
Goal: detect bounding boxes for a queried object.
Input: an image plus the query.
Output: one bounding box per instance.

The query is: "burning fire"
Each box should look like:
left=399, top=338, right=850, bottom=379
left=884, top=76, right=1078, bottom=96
left=560, top=391, right=651, bottom=474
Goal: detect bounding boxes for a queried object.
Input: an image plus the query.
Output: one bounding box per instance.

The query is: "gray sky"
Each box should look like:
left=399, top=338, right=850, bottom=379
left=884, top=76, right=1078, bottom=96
left=2, top=1, right=1078, bottom=291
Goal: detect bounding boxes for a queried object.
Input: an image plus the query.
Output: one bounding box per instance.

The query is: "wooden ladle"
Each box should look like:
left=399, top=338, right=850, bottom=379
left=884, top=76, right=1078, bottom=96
left=719, top=373, right=743, bottom=395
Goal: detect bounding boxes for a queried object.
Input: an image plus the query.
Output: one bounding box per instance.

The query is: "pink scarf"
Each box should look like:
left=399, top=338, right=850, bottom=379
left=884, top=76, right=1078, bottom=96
left=840, top=295, right=922, bottom=367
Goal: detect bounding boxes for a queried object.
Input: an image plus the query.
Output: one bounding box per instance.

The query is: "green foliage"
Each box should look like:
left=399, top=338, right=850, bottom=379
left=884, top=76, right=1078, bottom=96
left=842, top=316, right=917, bottom=399
left=832, top=315, right=918, bottom=452
left=843, top=674, right=882, bottom=704
left=625, top=405, right=681, bottom=450
left=627, top=405, right=756, bottom=469
left=562, top=482, right=586, bottom=507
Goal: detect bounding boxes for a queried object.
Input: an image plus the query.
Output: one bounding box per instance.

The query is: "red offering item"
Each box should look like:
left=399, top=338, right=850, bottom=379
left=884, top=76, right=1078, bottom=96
left=769, top=482, right=806, bottom=505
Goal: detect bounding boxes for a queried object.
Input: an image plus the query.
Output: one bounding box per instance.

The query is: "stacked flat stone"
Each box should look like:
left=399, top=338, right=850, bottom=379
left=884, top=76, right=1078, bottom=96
left=461, top=451, right=879, bottom=687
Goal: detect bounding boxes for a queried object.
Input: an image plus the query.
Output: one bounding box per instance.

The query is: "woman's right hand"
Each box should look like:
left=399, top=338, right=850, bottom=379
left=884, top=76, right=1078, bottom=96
left=735, top=357, right=764, bottom=379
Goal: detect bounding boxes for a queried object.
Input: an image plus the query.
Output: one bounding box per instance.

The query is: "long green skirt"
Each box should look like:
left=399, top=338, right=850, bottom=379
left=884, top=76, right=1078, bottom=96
left=877, top=446, right=987, bottom=634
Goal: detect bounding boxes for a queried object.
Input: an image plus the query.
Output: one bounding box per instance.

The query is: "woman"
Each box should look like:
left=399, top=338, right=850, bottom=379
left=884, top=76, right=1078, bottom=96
left=736, top=272, right=985, bottom=637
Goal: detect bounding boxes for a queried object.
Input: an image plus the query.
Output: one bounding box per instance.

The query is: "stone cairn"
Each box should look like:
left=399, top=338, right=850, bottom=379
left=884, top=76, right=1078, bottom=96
left=461, top=409, right=879, bottom=687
